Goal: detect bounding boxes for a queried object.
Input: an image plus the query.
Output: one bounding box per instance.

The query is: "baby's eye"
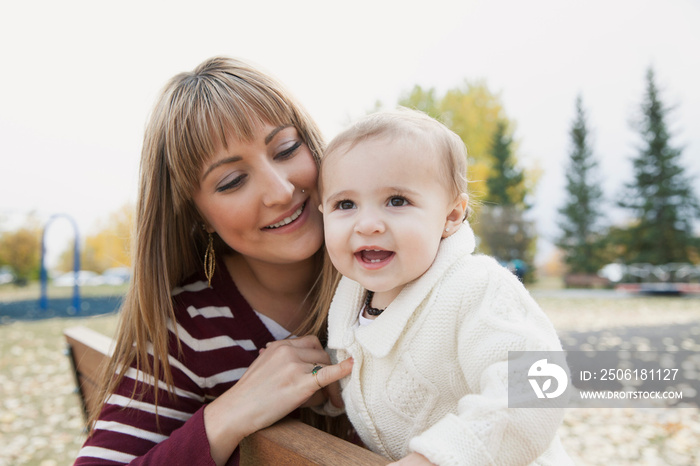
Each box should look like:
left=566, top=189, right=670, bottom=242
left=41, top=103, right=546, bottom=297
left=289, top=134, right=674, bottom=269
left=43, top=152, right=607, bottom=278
left=336, top=200, right=356, bottom=210
left=388, top=196, right=408, bottom=207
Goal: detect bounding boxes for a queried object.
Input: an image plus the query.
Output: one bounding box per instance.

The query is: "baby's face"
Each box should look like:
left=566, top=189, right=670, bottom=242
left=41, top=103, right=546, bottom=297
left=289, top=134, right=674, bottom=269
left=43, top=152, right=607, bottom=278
left=321, top=137, right=456, bottom=295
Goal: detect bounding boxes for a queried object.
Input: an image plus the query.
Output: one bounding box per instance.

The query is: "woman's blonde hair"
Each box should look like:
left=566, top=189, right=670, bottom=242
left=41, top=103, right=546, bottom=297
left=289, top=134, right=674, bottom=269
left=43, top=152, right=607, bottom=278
left=91, top=56, right=340, bottom=428
left=321, top=107, right=471, bottom=216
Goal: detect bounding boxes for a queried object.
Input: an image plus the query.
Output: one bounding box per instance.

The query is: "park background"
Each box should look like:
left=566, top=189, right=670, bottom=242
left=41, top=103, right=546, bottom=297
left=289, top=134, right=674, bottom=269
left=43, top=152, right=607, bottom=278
left=1, top=0, right=700, bottom=464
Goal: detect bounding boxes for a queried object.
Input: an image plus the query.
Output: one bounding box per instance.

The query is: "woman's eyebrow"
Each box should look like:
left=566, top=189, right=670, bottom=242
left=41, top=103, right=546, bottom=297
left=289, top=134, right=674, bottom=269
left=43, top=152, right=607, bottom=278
left=201, top=155, right=242, bottom=182
left=265, top=125, right=293, bottom=144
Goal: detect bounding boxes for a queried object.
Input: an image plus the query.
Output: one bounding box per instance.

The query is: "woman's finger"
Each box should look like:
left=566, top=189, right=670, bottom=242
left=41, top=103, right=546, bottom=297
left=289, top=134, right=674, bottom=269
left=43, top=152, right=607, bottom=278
left=312, top=357, right=353, bottom=389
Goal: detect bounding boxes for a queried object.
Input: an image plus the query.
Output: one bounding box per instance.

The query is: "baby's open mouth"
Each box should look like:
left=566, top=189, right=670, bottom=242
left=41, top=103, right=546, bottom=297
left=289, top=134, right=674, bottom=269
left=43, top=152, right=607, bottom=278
left=356, top=249, right=394, bottom=263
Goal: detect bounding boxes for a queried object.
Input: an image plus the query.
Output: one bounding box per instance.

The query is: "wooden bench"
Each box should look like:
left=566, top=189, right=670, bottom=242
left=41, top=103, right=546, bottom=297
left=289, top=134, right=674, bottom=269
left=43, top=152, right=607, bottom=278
left=64, top=326, right=388, bottom=465
left=64, top=326, right=114, bottom=420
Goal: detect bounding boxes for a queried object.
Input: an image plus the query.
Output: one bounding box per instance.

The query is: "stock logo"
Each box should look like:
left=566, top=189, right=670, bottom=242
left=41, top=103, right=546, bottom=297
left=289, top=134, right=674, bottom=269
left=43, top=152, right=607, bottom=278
left=528, top=359, right=568, bottom=399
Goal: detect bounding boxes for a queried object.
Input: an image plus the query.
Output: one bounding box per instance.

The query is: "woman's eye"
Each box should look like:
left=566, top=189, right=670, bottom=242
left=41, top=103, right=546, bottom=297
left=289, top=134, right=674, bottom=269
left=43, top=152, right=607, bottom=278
left=275, top=141, right=302, bottom=160
left=388, top=196, right=408, bottom=207
left=216, top=174, right=247, bottom=192
left=337, top=200, right=355, bottom=210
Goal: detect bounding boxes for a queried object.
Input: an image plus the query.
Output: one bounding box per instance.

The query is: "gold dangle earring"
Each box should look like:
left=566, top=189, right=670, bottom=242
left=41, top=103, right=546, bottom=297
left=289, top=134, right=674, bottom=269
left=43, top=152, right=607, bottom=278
left=204, top=231, right=215, bottom=287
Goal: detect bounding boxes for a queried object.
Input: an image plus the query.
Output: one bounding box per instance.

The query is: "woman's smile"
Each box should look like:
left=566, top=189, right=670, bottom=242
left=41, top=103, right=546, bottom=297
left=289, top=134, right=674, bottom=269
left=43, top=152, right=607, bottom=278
left=263, top=200, right=309, bottom=232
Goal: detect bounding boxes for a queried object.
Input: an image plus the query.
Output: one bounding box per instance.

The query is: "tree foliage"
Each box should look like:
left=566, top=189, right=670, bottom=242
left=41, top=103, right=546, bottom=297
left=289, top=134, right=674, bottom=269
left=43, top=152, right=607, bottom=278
left=478, top=205, right=536, bottom=266
left=57, top=204, right=134, bottom=273
left=556, top=95, right=606, bottom=273
left=486, top=120, right=526, bottom=208
left=480, top=118, right=535, bottom=274
left=618, top=68, right=700, bottom=264
left=0, top=214, right=42, bottom=283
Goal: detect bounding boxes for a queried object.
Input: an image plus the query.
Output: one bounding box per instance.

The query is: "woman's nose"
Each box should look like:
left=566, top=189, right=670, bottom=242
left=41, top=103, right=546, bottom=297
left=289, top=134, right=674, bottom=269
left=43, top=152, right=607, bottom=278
left=261, top=165, right=294, bottom=207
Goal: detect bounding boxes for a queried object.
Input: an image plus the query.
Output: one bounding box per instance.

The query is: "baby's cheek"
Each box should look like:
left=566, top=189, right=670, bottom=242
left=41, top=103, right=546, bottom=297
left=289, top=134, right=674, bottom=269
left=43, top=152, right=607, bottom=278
left=324, top=226, right=349, bottom=269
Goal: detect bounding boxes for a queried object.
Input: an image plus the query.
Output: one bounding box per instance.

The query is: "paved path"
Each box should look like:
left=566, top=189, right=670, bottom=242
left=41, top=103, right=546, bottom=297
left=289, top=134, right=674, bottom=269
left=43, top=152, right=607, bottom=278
left=560, top=322, right=700, bottom=407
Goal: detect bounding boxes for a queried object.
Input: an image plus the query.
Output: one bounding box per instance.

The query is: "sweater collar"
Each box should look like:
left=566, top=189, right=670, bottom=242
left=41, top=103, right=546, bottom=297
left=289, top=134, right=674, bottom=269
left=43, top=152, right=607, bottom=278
left=328, top=222, right=475, bottom=358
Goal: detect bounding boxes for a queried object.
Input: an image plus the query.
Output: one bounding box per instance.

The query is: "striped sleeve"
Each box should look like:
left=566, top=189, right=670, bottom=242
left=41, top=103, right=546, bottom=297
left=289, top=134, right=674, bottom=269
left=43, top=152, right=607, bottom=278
left=75, top=273, right=272, bottom=465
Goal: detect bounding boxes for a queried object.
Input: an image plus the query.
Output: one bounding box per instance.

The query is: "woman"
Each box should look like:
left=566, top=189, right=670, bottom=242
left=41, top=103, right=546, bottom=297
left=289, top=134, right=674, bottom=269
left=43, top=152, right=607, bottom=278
left=75, top=56, right=353, bottom=465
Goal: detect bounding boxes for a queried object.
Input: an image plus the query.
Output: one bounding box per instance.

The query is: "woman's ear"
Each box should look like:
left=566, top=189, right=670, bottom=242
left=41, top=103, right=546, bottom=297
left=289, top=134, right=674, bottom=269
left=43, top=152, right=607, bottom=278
left=442, top=193, right=468, bottom=238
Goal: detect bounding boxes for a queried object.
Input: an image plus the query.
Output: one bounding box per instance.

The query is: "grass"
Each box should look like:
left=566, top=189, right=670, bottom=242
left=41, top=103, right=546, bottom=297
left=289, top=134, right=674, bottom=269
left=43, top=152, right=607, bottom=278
left=0, top=313, right=119, bottom=466
left=0, top=283, right=122, bottom=466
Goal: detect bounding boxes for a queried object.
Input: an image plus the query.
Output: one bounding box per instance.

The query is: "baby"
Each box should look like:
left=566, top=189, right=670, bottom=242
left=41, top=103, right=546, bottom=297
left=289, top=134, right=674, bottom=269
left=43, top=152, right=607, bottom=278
left=319, top=108, right=571, bottom=465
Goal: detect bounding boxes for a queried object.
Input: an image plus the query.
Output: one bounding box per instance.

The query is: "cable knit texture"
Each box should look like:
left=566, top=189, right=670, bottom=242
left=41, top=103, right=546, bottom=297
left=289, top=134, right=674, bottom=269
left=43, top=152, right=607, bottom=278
left=327, top=223, right=572, bottom=465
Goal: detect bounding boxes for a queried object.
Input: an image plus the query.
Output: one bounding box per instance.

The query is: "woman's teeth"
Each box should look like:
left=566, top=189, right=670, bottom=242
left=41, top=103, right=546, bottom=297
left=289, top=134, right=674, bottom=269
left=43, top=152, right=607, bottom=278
left=265, top=203, right=305, bottom=229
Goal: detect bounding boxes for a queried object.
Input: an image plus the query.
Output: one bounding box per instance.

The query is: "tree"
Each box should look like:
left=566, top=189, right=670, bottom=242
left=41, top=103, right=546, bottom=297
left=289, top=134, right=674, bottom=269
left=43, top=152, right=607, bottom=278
left=618, top=68, right=700, bottom=265
left=486, top=119, right=526, bottom=207
left=57, top=204, right=134, bottom=273
left=478, top=206, right=535, bottom=264
left=480, top=119, right=535, bottom=277
left=556, top=95, right=606, bottom=274
left=0, top=215, right=42, bottom=283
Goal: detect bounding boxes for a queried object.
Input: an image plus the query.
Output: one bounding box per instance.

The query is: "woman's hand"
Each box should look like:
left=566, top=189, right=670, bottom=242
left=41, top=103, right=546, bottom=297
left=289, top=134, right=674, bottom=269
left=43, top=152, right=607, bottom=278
left=203, top=335, right=353, bottom=465
left=389, top=452, right=436, bottom=465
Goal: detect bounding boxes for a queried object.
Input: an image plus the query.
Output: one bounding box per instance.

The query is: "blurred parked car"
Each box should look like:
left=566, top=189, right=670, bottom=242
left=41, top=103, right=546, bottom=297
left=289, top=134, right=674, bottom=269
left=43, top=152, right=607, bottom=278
left=53, top=270, right=103, bottom=287
left=100, top=267, right=131, bottom=285
left=598, top=263, right=625, bottom=283
left=0, top=266, right=15, bottom=285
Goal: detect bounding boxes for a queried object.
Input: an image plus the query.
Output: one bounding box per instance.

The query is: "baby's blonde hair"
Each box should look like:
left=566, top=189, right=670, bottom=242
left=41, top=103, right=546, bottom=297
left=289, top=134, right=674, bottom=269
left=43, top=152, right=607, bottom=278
left=321, top=107, right=470, bottom=216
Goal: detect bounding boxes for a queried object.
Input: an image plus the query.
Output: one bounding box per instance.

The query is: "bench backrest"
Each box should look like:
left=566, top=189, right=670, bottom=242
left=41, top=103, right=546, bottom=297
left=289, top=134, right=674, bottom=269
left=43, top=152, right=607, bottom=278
left=64, top=325, right=388, bottom=465
left=64, top=326, right=114, bottom=420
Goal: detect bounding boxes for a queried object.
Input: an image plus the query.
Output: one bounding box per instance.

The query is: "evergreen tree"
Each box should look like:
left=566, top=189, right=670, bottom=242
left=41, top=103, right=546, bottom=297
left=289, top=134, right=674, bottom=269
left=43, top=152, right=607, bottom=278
left=486, top=120, right=526, bottom=207
left=619, top=68, right=700, bottom=264
left=556, top=95, right=606, bottom=274
left=480, top=120, right=534, bottom=278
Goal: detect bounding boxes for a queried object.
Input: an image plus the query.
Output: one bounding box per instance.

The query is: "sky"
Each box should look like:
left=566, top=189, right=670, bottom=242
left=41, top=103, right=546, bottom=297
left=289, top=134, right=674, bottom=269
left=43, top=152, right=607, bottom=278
left=1, top=0, right=699, bottom=267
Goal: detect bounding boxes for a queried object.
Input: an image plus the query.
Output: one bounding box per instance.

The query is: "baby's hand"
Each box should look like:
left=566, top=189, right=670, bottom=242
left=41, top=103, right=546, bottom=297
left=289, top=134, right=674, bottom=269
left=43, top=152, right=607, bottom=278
left=388, top=452, right=435, bottom=465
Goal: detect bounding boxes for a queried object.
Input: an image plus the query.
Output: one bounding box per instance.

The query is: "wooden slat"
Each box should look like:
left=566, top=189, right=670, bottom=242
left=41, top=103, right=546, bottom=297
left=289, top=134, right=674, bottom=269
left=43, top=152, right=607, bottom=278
left=241, top=418, right=389, bottom=465
left=64, top=326, right=114, bottom=419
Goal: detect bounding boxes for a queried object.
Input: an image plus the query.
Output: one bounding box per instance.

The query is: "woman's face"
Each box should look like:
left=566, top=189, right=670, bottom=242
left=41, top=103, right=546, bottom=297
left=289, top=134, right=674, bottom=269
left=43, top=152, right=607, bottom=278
left=193, top=123, right=323, bottom=266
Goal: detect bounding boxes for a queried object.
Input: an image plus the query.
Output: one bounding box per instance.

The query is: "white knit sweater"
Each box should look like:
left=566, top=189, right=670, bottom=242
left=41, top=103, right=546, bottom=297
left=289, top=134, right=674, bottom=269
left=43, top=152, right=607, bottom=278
left=327, top=223, right=572, bottom=465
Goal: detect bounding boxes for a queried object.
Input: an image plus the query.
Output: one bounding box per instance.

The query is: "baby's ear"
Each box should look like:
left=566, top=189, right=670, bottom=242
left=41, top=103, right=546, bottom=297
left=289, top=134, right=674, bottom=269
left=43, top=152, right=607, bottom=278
left=442, top=193, right=468, bottom=238
left=318, top=203, right=324, bottom=213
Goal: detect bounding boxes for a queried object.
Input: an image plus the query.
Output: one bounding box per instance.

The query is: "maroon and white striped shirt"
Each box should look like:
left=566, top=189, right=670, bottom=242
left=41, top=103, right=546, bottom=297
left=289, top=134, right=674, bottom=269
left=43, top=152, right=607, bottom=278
left=76, top=260, right=282, bottom=465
